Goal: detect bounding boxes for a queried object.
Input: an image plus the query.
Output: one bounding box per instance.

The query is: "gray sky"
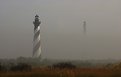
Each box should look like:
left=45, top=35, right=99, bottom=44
left=0, top=0, right=121, bottom=60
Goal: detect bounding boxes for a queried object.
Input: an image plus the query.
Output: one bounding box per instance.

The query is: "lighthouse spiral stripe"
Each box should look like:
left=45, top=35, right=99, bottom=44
left=33, top=17, right=41, bottom=58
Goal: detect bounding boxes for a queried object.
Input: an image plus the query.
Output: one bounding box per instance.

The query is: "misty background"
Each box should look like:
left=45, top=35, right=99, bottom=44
left=0, top=0, right=121, bottom=60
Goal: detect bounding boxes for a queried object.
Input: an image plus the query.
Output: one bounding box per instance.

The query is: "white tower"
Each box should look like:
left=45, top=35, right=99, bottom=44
left=83, top=21, right=86, bottom=34
left=33, top=15, right=41, bottom=58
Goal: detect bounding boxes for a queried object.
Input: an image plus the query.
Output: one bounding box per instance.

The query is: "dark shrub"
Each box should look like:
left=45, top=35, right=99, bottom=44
left=10, top=63, right=32, bottom=71
left=0, top=63, right=7, bottom=72
left=52, top=62, right=76, bottom=69
left=0, top=63, right=1, bottom=71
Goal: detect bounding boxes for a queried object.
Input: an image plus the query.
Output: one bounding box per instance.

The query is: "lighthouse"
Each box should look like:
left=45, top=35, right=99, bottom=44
left=83, top=21, right=86, bottom=34
left=33, top=15, right=41, bottom=58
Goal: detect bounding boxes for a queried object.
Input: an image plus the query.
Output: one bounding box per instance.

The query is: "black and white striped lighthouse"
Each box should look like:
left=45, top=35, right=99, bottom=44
left=33, top=15, right=41, bottom=58
left=83, top=21, right=86, bottom=34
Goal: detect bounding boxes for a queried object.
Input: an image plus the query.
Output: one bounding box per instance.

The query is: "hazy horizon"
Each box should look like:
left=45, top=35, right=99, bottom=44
left=0, top=0, right=121, bottom=60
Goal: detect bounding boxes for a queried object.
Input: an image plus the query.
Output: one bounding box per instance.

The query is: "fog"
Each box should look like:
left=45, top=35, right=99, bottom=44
left=0, top=0, right=121, bottom=60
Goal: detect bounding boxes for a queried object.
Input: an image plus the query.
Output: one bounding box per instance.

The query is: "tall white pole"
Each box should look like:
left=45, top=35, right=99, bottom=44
left=33, top=15, right=41, bottom=58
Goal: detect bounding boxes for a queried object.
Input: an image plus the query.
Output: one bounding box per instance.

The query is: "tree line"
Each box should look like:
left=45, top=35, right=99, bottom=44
left=0, top=62, right=32, bottom=72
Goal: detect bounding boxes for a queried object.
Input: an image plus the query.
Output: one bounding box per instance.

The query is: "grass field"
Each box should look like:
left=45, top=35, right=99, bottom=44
left=0, top=67, right=121, bottom=77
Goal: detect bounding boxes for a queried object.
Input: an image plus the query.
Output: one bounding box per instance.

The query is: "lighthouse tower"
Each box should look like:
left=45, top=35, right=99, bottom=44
left=33, top=15, right=41, bottom=58
left=83, top=21, right=86, bottom=34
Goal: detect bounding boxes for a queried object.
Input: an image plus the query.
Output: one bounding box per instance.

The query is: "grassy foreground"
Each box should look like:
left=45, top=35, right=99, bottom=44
left=0, top=67, right=121, bottom=77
